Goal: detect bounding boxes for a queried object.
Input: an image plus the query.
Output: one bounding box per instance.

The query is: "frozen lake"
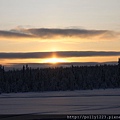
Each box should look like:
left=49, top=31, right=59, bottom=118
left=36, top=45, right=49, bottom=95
left=0, top=89, right=120, bottom=114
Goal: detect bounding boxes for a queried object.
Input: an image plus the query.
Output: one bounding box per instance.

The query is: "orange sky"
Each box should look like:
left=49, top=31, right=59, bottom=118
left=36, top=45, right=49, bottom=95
left=0, top=0, right=120, bottom=66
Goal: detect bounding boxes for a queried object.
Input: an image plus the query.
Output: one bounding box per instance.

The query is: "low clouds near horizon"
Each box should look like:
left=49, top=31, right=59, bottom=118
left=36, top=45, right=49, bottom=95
left=0, top=28, right=119, bottom=41
left=0, top=51, right=120, bottom=59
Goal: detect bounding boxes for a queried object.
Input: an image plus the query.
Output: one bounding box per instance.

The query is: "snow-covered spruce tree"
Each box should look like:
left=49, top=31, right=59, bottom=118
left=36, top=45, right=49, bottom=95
left=118, top=58, right=120, bottom=75
left=118, top=58, right=120, bottom=87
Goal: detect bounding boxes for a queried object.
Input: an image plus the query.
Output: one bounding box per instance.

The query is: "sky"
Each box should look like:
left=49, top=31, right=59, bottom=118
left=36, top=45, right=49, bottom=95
left=0, top=0, right=120, bottom=66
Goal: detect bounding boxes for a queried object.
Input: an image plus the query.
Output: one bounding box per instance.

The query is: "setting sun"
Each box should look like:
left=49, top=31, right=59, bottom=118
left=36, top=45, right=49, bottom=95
left=44, top=58, right=65, bottom=64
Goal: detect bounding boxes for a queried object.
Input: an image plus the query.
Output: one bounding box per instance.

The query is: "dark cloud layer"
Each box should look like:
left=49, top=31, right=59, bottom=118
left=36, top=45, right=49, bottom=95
left=0, top=28, right=118, bottom=40
left=0, top=30, right=32, bottom=38
left=27, top=28, right=110, bottom=39
left=0, top=51, right=120, bottom=59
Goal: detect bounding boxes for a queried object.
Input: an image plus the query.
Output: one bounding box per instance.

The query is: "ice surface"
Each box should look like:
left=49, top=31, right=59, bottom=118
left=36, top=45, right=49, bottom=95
left=0, top=89, right=120, bottom=114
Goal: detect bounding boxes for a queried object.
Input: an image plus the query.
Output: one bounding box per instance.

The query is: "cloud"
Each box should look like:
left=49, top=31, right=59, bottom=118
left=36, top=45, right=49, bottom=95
left=0, top=28, right=119, bottom=40
left=0, top=51, right=120, bottom=59
left=0, top=30, right=32, bottom=38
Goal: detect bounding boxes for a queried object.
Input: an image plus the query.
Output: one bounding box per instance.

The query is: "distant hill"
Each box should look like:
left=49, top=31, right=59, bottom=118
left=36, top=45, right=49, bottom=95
left=4, top=61, right=118, bottom=70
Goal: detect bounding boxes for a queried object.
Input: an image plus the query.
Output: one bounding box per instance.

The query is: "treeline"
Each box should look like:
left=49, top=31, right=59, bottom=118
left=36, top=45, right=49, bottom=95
left=0, top=59, right=120, bottom=93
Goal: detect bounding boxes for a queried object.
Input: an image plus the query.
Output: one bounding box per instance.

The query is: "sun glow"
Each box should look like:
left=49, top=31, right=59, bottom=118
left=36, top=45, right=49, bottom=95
left=44, top=58, right=65, bottom=64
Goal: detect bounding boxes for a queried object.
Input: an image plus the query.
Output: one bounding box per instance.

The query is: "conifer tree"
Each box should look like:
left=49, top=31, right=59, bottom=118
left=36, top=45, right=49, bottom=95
left=118, top=58, right=120, bottom=75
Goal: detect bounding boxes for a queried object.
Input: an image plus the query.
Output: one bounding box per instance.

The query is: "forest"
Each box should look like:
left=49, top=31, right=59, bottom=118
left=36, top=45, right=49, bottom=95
left=0, top=59, right=120, bottom=93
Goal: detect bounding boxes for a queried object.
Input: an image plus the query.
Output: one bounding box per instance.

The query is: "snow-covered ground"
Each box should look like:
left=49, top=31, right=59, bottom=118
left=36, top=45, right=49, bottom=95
left=0, top=89, right=120, bottom=114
